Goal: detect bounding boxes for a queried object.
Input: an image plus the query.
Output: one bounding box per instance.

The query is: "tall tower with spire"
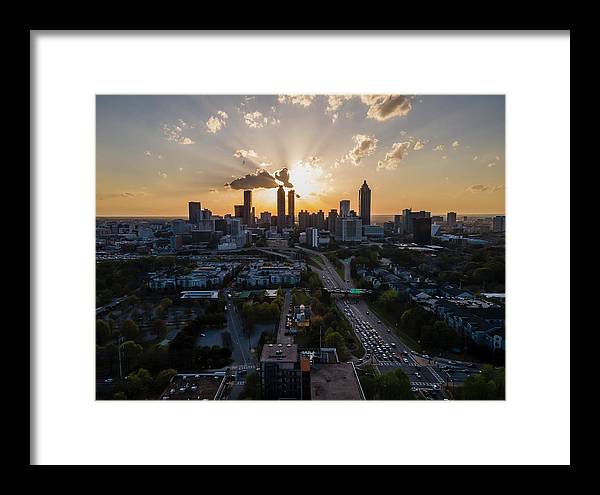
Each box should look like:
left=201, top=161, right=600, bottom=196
left=359, top=180, right=371, bottom=226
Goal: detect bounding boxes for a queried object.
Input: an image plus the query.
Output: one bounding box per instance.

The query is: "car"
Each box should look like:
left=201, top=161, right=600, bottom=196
left=200, top=333, right=206, bottom=337
left=415, top=373, right=421, bottom=378
left=403, top=358, right=409, bottom=363
left=104, top=378, right=113, bottom=383
left=378, top=320, right=382, bottom=324
left=391, top=343, right=396, bottom=347
left=366, top=311, right=369, bottom=315
left=432, top=384, right=439, bottom=390
left=386, top=329, right=391, bottom=333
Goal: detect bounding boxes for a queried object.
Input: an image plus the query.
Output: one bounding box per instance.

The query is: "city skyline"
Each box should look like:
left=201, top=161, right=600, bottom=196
left=97, top=95, right=505, bottom=217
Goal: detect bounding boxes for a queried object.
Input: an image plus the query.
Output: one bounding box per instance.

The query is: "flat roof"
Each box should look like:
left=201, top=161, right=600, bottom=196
left=310, top=363, right=364, bottom=400
left=260, top=343, right=298, bottom=363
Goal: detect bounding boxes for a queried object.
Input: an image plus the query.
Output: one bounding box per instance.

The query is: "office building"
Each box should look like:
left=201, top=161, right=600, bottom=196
left=306, top=227, right=319, bottom=248
left=362, top=225, right=384, bottom=238
left=327, top=209, right=338, bottom=235
left=413, top=217, right=432, bottom=244
left=188, top=201, right=202, bottom=225
left=316, top=210, right=325, bottom=230
left=234, top=204, right=244, bottom=219
left=260, top=343, right=306, bottom=400
left=447, top=211, right=457, bottom=228
left=288, top=189, right=295, bottom=226
left=358, top=180, right=371, bottom=226
left=251, top=206, right=256, bottom=227
left=298, top=210, right=309, bottom=230
left=335, top=216, right=363, bottom=243
left=394, top=214, right=403, bottom=234
left=492, top=215, right=506, bottom=232
left=339, top=200, right=350, bottom=218
left=242, top=190, right=252, bottom=226
left=277, top=186, right=286, bottom=233
left=259, top=211, right=271, bottom=228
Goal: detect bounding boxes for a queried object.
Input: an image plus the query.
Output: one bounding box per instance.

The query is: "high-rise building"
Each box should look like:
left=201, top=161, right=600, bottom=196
left=288, top=190, right=295, bottom=227
left=394, top=214, right=404, bottom=234
left=243, top=190, right=252, bottom=226
left=335, top=216, right=363, bottom=243
left=298, top=210, right=309, bottom=230
left=259, top=211, right=272, bottom=228
left=316, top=210, right=325, bottom=230
left=339, top=200, right=350, bottom=218
left=306, top=227, right=319, bottom=248
left=358, top=180, right=371, bottom=226
left=277, top=186, right=286, bottom=233
left=251, top=206, right=256, bottom=227
left=447, top=211, right=457, bottom=228
left=413, top=217, right=432, bottom=245
left=431, top=215, right=444, bottom=224
left=492, top=215, right=506, bottom=232
left=234, top=204, right=244, bottom=219
left=327, top=209, right=338, bottom=234
left=402, top=208, right=412, bottom=234
left=188, top=201, right=202, bottom=225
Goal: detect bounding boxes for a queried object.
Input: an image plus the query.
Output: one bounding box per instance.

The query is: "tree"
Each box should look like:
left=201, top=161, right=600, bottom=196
left=121, top=319, right=139, bottom=340
left=126, top=368, right=153, bottom=399
left=96, top=319, right=110, bottom=345
left=122, top=340, right=143, bottom=369
left=153, top=319, right=167, bottom=339
left=153, top=368, right=177, bottom=393
left=113, top=391, right=127, bottom=400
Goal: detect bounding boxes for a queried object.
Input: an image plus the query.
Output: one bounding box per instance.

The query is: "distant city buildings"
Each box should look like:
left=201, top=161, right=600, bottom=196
left=447, top=211, right=457, bottom=228
left=492, top=215, right=506, bottom=232
left=339, top=199, right=350, bottom=218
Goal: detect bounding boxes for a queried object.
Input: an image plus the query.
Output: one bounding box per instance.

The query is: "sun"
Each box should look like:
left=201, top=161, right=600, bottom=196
left=288, top=160, right=325, bottom=198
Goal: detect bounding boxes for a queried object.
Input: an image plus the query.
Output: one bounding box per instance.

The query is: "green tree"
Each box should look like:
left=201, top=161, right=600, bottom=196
left=96, top=319, right=110, bottom=345
left=113, top=391, right=127, bottom=400
left=126, top=368, right=154, bottom=399
left=153, top=319, right=167, bottom=339
left=121, top=319, right=139, bottom=340
left=122, top=340, right=143, bottom=369
left=153, top=368, right=177, bottom=393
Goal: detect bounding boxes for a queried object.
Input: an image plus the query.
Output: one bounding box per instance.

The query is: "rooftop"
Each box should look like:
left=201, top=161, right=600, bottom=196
left=159, top=373, right=225, bottom=400
left=310, top=363, right=364, bottom=400
left=260, top=343, right=298, bottom=363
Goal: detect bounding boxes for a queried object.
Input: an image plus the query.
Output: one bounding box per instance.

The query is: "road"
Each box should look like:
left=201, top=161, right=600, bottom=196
left=296, top=246, right=482, bottom=397
left=276, top=289, right=293, bottom=344
left=223, top=289, right=254, bottom=367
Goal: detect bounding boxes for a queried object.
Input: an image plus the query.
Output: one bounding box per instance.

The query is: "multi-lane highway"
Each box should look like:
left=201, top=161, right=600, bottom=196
left=295, top=245, right=481, bottom=397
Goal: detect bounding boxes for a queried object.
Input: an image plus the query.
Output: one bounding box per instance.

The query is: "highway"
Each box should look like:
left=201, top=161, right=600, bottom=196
left=294, top=245, right=478, bottom=397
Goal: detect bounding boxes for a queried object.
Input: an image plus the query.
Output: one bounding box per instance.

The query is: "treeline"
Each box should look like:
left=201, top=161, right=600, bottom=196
left=110, top=368, right=178, bottom=400
left=358, top=366, right=414, bottom=400
left=240, top=290, right=284, bottom=333
left=454, top=365, right=505, bottom=400
left=399, top=305, right=460, bottom=352
left=96, top=257, right=193, bottom=306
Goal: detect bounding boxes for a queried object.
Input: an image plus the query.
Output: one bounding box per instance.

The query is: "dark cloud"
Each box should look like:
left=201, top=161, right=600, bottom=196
left=225, top=167, right=294, bottom=190
left=361, top=95, right=412, bottom=121
left=274, top=167, right=293, bottom=188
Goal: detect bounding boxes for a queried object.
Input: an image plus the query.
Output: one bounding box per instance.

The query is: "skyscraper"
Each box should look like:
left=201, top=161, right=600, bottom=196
left=358, top=180, right=371, bottom=226
left=339, top=200, right=350, bottom=218
left=288, top=189, right=295, bottom=226
left=277, top=186, right=286, bottom=233
left=234, top=204, right=244, bottom=219
left=316, top=210, right=325, bottom=230
left=447, top=211, right=457, bottom=228
left=413, top=217, right=432, bottom=245
left=188, top=201, right=201, bottom=225
left=327, top=209, right=338, bottom=234
left=243, top=190, right=252, bottom=226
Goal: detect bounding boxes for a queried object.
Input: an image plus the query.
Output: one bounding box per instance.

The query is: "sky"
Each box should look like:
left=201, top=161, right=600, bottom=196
left=96, top=95, right=505, bottom=217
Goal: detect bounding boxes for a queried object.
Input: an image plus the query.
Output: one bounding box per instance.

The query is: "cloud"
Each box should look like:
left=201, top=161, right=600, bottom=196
left=360, top=95, right=412, bottom=121
left=325, top=95, right=353, bottom=116
left=144, top=150, right=152, bottom=157
left=244, top=111, right=268, bottom=128
left=179, top=167, right=184, bottom=172
left=413, top=139, right=428, bottom=151
left=473, top=155, right=479, bottom=161
left=97, top=192, right=138, bottom=200
left=277, top=95, right=315, bottom=107
left=467, top=184, right=490, bottom=193
left=452, top=140, right=460, bottom=148
left=496, top=155, right=501, bottom=161
left=433, top=144, right=445, bottom=152
left=157, top=154, right=163, bottom=160
left=161, top=123, right=195, bottom=144
left=493, top=185, right=504, bottom=192
left=377, top=141, right=411, bottom=171
left=346, top=134, right=378, bottom=166
left=487, top=162, right=496, bottom=168
left=206, top=111, right=229, bottom=134
left=274, top=167, right=293, bottom=187
left=158, top=171, right=168, bottom=179
left=442, top=155, right=447, bottom=160
left=233, top=149, right=259, bottom=159
left=209, top=188, right=218, bottom=194
left=225, top=167, right=294, bottom=190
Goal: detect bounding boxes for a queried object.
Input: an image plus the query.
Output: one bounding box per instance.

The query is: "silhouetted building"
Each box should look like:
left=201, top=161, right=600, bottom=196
left=413, top=217, right=432, bottom=244
left=358, top=180, right=371, bottom=226
left=492, top=215, right=506, bottom=232
left=260, top=343, right=304, bottom=400
left=234, top=204, right=244, bottom=219
left=447, top=211, right=457, bottom=228
left=327, top=209, right=338, bottom=235
left=298, top=210, right=309, bottom=230
left=335, top=216, right=363, bottom=243
left=188, top=201, right=202, bottom=225
left=277, top=186, right=286, bottom=233
left=288, top=189, right=295, bottom=227
left=316, top=210, right=325, bottom=230
left=243, top=190, right=252, bottom=226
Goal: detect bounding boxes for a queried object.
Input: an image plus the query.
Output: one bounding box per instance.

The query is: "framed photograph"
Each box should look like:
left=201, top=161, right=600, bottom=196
left=31, top=30, right=570, bottom=466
